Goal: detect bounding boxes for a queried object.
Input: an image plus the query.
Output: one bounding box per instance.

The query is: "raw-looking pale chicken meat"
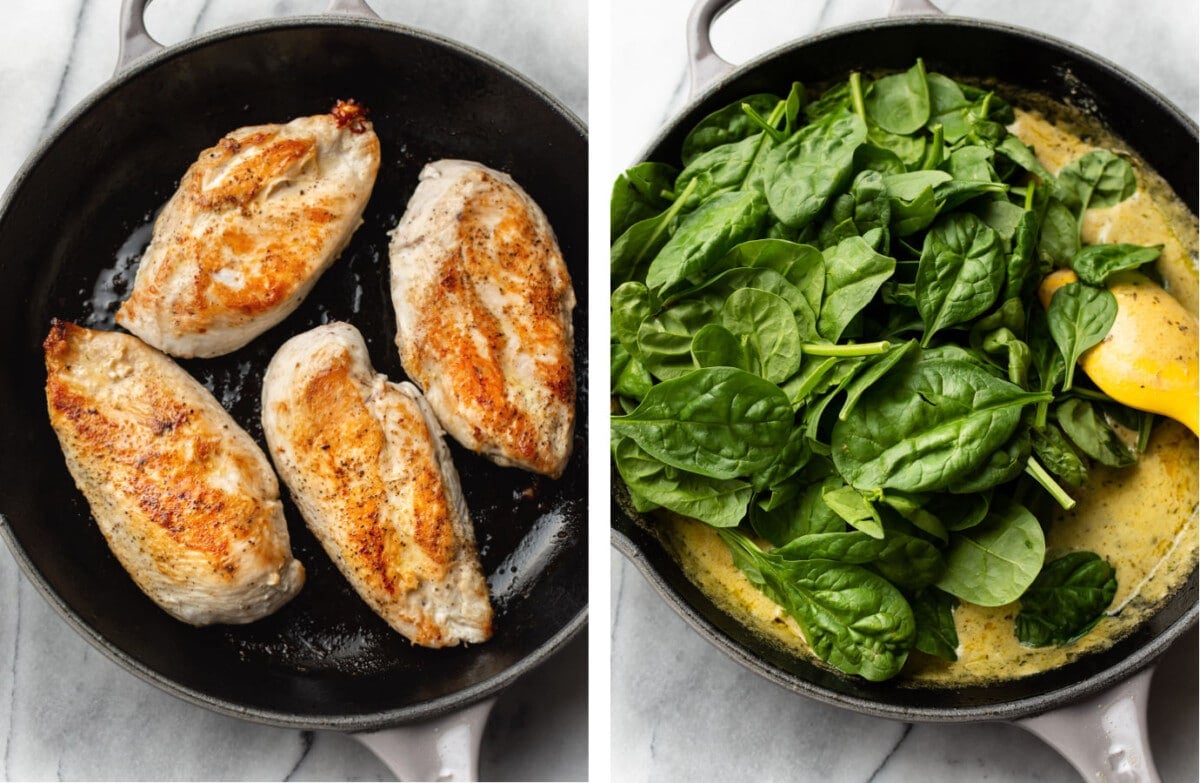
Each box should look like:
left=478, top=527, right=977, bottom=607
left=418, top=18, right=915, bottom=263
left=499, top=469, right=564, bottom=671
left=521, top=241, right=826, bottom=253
left=43, top=321, right=305, bottom=625
left=389, top=159, right=576, bottom=478
left=116, top=100, right=381, bottom=358
left=261, top=322, right=493, bottom=647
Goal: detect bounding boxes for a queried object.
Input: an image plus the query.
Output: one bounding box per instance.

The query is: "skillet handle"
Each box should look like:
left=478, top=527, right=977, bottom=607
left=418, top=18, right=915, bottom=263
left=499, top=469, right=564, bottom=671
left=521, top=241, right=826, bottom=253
left=685, top=0, right=737, bottom=99
left=116, top=0, right=381, bottom=74
left=1015, top=667, right=1161, bottom=783
left=353, top=698, right=496, bottom=782
left=326, top=0, right=382, bottom=19
left=686, top=0, right=944, bottom=97
left=116, top=0, right=164, bottom=73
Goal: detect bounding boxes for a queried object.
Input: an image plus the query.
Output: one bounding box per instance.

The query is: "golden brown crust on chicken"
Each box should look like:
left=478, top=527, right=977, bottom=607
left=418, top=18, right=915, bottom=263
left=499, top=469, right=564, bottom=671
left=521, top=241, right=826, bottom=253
left=116, top=102, right=380, bottom=358
left=389, top=160, right=576, bottom=478
left=43, top=320, right=304, bottom=625
left=262, top=322, right=492, bottom=647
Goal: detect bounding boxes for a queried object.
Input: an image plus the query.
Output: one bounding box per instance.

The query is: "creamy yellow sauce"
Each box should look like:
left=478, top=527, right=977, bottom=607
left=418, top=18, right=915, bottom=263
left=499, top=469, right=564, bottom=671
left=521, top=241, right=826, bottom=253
left=654, top=105, right=1199, bottom=686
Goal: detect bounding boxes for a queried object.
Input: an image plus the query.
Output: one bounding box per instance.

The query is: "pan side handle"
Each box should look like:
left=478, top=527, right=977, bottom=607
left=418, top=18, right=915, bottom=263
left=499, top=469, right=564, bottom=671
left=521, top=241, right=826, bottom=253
left=1015, top=667, right=1161, bottom=783
left=116, top=0, right=164, bottom=74
left=326, top=0, right=382, bottom=20
left=116, top=0, right=382, bottom=74
left=354, top=698, right=497, bottom=782
left=686, top=0, right=944, bottom=98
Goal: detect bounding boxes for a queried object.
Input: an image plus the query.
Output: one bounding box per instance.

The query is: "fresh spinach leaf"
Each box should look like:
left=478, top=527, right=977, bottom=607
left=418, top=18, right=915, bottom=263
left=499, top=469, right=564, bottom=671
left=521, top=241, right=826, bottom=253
left=612, top=367, right=793, bottom=479
left=1030, top=423, right=1088, bottom=488
left=751, top=475, right=846, bottom=546
left=611, top=281, right=656, bottom=356
left=1004, top=209, right=1039, bottom=302
left=865, top=60, right=931, bottom=135
left=612, top=437, right=753, bottom=528
left=978, top=327, right=1032, bottom=388
left=691, top=323, right=752, bottom=371
left=675, top=134, right=767, bottom=206
left=975, top=199, right=1026, bottom=246
left=855, top=143, right=908, bottom=175
left=636, top=299, right=715, bottom=380
left=833, top=354, right=1050, bottom=493
left=722, top=288, right=804, bottom=382
left=926, top=491, right=990, bottom=532
left=717, top=240, right=826, bottom=316
left=611, top=343, right=654, bottom=401
left=822, top=484, right=885, bottom=539
left=765, top=112, right=868, bottom=229
left=911, top=588, right=960, bottom=661
left=1045, top=282, right=1117, bottom=391
left=1015, top=551, right=1117, bottom=646
left=818, top=236, right=897, bottom=342
left=884, top=170, right=952, bottom=202
left=681, top=93, right=781, bottom=166
left=1037, top=197, right=1081, bottom=268
left=686, top=266, right=817, bottom=339
left=945, top=428, right=1030, bottom=493
left=916, top=212, right=1005, bottom=345
left=1056, top=149, right=1137, bottom=215
left=838, top=339, right=920, bottom=421
left=752, top=426, right=813, bottom=492
left=995, top=135, right=1053, bottom=182
left=946, top=145, right=995, bottom=183
left=1056, top=398, right=1136, bottom=468
left=781, top=354, right=842, bottom=408
left=611, top=177, right=698, bottom=285
left=612, top=161, right=680, bottom=240
left=1070, top=243, right=1162, bottom=286
left=879, top=490, right=948, bottom=543
left=935, top=498, right=1046, bottom=607
left=646, top=190, right=769, bottom=297
left=889, top=185, right=943, bottom=236
left=721, top=529, right=916, bottom=681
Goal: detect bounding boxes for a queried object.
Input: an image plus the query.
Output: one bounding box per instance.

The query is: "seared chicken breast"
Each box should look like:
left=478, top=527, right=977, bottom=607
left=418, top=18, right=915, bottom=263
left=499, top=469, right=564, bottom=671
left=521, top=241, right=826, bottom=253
left=43, top=321, right=304, bottom=625
left=261, top=322, right=493, bottom=647
left=389, top=159, right=576, bottom=478
left=116, top=100, right=381, bottom=358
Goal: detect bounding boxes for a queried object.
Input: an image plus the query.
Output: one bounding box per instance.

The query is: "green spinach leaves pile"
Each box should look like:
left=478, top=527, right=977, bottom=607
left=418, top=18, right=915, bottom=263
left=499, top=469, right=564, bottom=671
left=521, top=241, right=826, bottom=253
left=610, top=61, right=1156, bottom=681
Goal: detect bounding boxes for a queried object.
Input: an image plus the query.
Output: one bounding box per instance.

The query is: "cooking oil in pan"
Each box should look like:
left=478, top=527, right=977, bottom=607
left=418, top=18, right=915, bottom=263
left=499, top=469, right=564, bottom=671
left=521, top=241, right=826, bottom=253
left=83, top=214, right=154, bottom=330
left=488, top=497, right=579, bottom=610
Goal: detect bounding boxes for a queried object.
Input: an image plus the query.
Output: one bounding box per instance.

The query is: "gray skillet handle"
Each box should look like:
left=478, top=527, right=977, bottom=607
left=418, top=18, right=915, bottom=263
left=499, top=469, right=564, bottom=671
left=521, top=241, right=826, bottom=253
left=1016, top=667, right=1161, bottom=783
left=686, top=0, right=944, bottom=97
left=116, top=0, right=380, bottom=73
left=117, top=0, right=163, bottom=73
left=354, top=698, right=497, bottom=782
left=326, top=0, right=382, bottom=20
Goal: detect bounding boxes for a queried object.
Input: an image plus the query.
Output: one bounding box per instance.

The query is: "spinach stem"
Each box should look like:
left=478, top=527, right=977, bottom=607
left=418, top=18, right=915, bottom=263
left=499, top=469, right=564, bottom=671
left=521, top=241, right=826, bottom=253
left=921, top=124, right=945, bottom=170
left=849, top=72, right=867, bottom=123
left=741, top=102, right=786, bottom=144
left=802, top=341, right=891, bottom=357
left=979, top=91, right=993, bottom=120
left=1024, top=455, right=1077, bottom=510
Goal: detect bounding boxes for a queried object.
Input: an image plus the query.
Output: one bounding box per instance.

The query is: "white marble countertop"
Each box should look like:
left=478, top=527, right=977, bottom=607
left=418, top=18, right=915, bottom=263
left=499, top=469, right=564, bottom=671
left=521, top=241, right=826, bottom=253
left=0, top=1, right=586, bottom=780
left=609, top=1, right=1198, bottom=782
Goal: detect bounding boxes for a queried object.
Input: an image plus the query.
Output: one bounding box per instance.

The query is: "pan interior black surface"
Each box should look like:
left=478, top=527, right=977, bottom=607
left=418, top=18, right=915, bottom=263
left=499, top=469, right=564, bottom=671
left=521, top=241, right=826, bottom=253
left=615, top=17, right=1198, bottom=721
left=0, top=19, right=586, bottom=728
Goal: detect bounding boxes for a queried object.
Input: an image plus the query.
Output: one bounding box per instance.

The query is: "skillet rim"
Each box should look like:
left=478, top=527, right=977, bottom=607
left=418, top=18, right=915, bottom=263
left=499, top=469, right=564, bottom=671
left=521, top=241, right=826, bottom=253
left=0, top=13, right=588, bottom=731
left=611, top=13, right=1199, bottom=723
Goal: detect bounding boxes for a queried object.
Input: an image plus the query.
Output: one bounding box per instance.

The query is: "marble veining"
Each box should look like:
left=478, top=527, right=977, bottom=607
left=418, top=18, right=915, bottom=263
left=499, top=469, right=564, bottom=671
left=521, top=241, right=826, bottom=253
left=0, top=1, right=585, bottom=780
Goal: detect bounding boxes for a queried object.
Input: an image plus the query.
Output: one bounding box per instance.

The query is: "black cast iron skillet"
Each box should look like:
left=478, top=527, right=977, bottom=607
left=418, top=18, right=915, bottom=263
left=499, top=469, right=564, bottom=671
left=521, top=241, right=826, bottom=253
left=0, top=1, right=586, bottom=778
left=612, top=1, right=1196, bottom=779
